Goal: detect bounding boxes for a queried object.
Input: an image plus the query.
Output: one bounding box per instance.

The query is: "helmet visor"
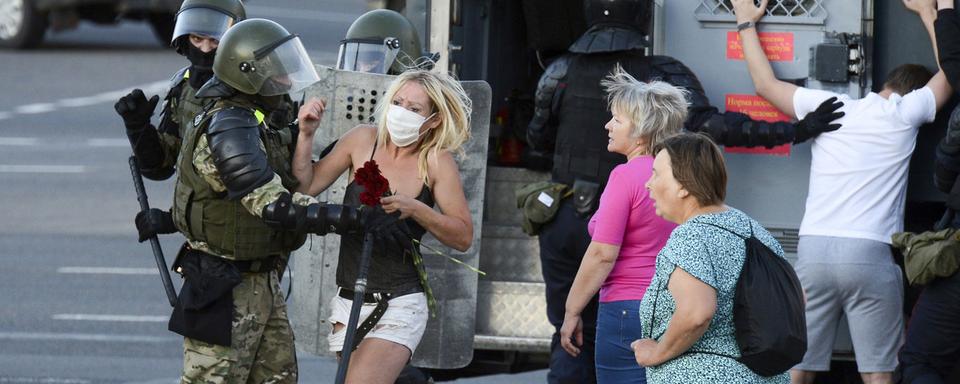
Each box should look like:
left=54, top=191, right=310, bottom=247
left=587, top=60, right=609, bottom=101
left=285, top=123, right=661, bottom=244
left=172, top=7, right=237, bottom=43
left=254, top=36, right=320, bottom=96
left=336, top=39, right=400, bottom=74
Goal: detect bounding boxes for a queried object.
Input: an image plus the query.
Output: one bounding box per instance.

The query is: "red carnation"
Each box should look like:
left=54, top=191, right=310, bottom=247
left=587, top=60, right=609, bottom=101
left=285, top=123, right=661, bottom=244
left=355, top=160, right=391, bottom=206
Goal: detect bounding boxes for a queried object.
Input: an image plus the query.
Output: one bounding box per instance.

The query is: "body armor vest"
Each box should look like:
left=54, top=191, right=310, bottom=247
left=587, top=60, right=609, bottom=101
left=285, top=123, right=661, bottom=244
left=552, top=51, right=661, bottom=189
left=172, top=98, right=305, bottom=260
left=169, top=69, right=210, bottom=137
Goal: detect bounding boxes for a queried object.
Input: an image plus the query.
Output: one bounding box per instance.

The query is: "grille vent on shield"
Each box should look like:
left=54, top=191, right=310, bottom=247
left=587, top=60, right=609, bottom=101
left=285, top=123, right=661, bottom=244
left=695, top=0, right=827, bottom=24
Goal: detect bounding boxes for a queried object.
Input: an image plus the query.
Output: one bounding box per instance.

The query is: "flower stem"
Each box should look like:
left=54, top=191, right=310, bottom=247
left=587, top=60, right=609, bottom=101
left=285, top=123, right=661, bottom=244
left=413, top=240, right=486, bottom=276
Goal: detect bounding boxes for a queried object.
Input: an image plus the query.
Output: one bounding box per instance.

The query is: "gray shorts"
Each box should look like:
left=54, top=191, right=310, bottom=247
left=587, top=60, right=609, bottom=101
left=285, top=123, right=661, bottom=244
left=793, top=235, right=904, bottom=373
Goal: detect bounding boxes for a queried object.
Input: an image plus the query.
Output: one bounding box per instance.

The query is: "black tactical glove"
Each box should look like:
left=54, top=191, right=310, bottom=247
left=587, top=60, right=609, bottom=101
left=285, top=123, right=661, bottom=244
left=794, top=96, right=844, bottom=144
left=364, top=206, right=413, bottom=251
left=115, top=89, right=160, bottom=131
left=134, top=208, right=177, bottom=243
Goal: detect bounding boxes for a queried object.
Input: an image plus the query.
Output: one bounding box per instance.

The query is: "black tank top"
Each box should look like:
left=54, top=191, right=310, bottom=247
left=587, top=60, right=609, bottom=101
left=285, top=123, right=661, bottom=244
left=336, top=142, right=436, bottom=293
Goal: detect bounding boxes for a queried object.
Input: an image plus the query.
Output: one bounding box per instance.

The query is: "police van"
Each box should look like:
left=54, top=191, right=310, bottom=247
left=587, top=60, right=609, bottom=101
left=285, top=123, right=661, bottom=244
left=291, top=0, right=952, bottom=380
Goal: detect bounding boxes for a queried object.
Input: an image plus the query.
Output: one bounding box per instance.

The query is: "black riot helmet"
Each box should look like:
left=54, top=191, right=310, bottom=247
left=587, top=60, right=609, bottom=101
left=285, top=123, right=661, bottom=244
left=584, top=0, right=653, bottom=34
left=171, top=0, right=247, bottom=54
left=337, top=9, right=425, bottom=75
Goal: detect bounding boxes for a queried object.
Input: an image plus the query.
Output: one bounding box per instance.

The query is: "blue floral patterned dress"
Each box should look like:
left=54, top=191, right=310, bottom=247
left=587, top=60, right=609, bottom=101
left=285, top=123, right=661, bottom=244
left=637, top=208, right=790, bottom=383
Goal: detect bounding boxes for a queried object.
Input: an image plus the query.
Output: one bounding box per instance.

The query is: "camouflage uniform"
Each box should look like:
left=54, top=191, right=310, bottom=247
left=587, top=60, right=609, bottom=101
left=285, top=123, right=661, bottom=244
left=176, top=97, right=312, bottom=384
left=181, top=272, right=296, bottom=383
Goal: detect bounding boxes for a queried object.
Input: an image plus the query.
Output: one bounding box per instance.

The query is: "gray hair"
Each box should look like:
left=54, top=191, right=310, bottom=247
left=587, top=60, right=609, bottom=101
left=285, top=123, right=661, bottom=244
left=601, top=64, right=689, bottom=152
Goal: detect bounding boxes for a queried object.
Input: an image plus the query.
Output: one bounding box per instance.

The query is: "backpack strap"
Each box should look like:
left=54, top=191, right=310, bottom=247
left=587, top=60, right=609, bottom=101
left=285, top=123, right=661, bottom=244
left=692, top=220, right=749, bottom=239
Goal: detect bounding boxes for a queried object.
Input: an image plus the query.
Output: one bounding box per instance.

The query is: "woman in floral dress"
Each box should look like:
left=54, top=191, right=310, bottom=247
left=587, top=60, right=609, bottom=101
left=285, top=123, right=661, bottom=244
left=634, top=133, right=790, bottom=383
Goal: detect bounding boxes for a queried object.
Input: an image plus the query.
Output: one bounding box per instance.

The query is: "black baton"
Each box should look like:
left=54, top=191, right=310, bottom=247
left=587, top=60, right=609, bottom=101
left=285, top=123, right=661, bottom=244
left=335, top=232, right=375, bottom=384
left=128, top=155, right=178, bottom=307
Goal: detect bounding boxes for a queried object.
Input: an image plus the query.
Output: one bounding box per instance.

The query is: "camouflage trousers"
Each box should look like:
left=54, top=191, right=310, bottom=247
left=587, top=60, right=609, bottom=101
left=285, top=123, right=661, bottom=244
left=181, top=270, right=298, bottom=384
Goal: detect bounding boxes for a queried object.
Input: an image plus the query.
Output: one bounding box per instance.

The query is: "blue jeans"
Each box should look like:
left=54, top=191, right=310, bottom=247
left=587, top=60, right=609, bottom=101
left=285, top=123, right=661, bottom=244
left=596, top=300, right=646, bottom=384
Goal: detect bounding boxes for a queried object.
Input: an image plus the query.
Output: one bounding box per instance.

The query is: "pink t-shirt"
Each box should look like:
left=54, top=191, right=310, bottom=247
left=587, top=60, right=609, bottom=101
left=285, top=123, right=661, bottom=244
left=588, top=156, right=676, bottom=303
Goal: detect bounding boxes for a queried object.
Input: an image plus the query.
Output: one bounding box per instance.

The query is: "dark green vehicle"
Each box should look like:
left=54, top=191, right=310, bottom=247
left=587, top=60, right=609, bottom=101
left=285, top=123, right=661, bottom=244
left=0, top=0, right=182, bottom=49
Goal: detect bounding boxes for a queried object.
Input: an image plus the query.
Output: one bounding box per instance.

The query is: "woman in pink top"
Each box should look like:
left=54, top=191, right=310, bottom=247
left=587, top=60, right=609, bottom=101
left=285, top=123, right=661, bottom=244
left=559, top=65, right=687, bottom=383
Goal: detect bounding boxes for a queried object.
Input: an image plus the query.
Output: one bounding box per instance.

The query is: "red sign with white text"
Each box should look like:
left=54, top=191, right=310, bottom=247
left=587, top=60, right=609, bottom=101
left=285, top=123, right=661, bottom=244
left=724, top=94, right=792, bottom=156
left=726, top=31, right=794, bottom=62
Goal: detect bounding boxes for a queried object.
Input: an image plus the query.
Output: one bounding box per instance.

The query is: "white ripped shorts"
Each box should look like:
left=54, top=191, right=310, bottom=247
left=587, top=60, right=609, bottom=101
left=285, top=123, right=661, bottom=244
left=327, top=291, right=428, bottom=355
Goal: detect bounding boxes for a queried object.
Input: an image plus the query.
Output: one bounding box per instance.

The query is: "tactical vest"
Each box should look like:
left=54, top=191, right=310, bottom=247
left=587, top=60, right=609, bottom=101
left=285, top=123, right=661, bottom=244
left=168, top=68, right=209, bottom=136
left=172, top=98, right=305, bottom=260
left=552, top=51, right=657, bottom=189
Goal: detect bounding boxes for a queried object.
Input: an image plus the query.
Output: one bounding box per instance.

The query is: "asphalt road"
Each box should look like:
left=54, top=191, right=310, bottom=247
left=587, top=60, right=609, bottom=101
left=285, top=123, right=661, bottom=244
left=0, top=1, right=546, bottom=382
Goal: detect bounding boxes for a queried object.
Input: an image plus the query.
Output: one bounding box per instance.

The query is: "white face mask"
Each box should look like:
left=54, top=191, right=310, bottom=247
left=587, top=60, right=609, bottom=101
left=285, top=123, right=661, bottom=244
left=386, top=104, right=434, bottom=147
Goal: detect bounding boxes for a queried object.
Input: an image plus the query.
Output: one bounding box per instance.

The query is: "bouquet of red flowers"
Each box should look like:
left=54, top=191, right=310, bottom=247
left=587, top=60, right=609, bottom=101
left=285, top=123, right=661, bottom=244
left=354, top=160, right=391, bottom=207
left=353, top=159, right=484, bottom=316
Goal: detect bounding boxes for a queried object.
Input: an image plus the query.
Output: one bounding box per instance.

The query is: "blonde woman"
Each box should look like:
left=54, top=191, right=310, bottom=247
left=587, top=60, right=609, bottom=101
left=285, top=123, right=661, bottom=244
left=292, top=69, right=474, bottom=384
left=559, top=66, right=687, bottom=383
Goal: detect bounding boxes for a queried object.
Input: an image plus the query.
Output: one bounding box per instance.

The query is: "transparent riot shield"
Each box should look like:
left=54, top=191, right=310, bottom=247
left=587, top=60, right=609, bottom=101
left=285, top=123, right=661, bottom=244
left=290, top=65, right=491, bottom=369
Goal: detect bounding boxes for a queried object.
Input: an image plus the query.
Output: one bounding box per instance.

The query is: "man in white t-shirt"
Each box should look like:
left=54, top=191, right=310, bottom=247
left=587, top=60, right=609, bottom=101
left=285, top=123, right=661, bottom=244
left=731, top=0, right=954, bottom=383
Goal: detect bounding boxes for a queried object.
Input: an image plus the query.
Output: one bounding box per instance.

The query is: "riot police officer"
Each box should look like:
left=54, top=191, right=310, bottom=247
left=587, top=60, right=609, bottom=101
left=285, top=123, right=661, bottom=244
left=901, top=3, right=960, bottom=378
left=337, top=8, right=432, bottom=75
left=525, top=1, right=843, bottom=382
left=116, top=0, right=246, bottom=238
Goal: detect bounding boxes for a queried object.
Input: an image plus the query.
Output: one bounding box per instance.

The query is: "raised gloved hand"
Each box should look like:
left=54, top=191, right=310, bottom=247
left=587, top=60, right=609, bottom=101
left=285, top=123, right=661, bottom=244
left=134, top=208, right=177, bottom=242
left=364, top=206, right=413, bottom=251
left=115, top=89, right=160, bottom=131
left=794, top=96, right=844, bottom=143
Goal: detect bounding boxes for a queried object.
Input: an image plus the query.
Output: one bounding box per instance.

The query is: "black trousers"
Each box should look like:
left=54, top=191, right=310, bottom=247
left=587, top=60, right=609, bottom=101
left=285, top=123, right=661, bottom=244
left=900, top=270, right=960, bottom=384
left=538, top=199, right=598, bottom=384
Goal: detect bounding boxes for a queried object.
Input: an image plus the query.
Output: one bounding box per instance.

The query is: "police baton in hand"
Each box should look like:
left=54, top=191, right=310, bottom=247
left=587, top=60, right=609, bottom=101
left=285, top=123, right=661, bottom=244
left=335, top=232, right=375, bottom=384
left=129, top=155, right=178, bottom=307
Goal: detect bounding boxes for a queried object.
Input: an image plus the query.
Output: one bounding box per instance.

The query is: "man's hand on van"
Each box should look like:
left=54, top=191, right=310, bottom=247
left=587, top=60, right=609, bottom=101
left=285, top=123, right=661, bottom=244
left=731, top=0, right=768, bottom=24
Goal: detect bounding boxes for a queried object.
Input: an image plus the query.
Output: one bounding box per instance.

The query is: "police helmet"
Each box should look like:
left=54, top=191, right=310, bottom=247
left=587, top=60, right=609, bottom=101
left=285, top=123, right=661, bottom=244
left=337, top=9, right=424, bottom=75
left=584, top=0, right=653, bottom=34
left=171, top=0, right=246, bottom=54
left=213, top=18, right=320, bottom=96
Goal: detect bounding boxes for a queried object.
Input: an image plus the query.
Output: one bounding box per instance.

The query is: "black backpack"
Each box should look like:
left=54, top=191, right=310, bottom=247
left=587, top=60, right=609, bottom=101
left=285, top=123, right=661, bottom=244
left=698, top=221, right=808, bottom=376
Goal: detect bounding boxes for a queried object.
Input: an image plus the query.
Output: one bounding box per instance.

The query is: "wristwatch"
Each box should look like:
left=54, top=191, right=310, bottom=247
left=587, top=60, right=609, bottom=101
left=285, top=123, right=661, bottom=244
left=737, top=21, right=756, bottom=32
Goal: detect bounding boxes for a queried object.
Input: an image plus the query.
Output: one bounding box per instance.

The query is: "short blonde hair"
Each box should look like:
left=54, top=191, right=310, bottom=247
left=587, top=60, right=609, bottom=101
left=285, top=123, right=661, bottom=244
left=601, top=64, right=688, bottom=152
left=375, top=70, right=472, bottom=183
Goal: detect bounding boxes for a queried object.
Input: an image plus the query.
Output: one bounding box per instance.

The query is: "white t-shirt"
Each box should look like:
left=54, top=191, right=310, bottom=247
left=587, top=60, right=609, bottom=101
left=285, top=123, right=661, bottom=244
left=794, top=86, right=936, bottom=244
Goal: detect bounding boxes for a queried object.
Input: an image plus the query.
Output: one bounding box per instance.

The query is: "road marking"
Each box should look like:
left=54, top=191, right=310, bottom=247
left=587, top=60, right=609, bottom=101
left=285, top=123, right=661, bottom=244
left=15, top=103, right=57, bottom=114
left=57, top=267, right=157, bottom=275
left=0, top=165, right=86, bottom=173
left=0, top=332, right=177, bottom=343
left=52, top=314, right=168, bottom=323
left=0, top=137, right=128, bottom=147
left=0, top=80, right=167, bottom=120
left=0, top=378, right=91, bottom=383
left=0, top=137, right=38, bottom=146
left=86, top=138, right=129, bottom=147
left=246, top=5, right=357, bottom=23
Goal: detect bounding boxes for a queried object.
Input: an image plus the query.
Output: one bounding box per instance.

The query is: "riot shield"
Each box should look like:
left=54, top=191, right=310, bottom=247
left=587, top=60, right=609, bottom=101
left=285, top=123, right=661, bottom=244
left=290, top=65, right=491, bottom=369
